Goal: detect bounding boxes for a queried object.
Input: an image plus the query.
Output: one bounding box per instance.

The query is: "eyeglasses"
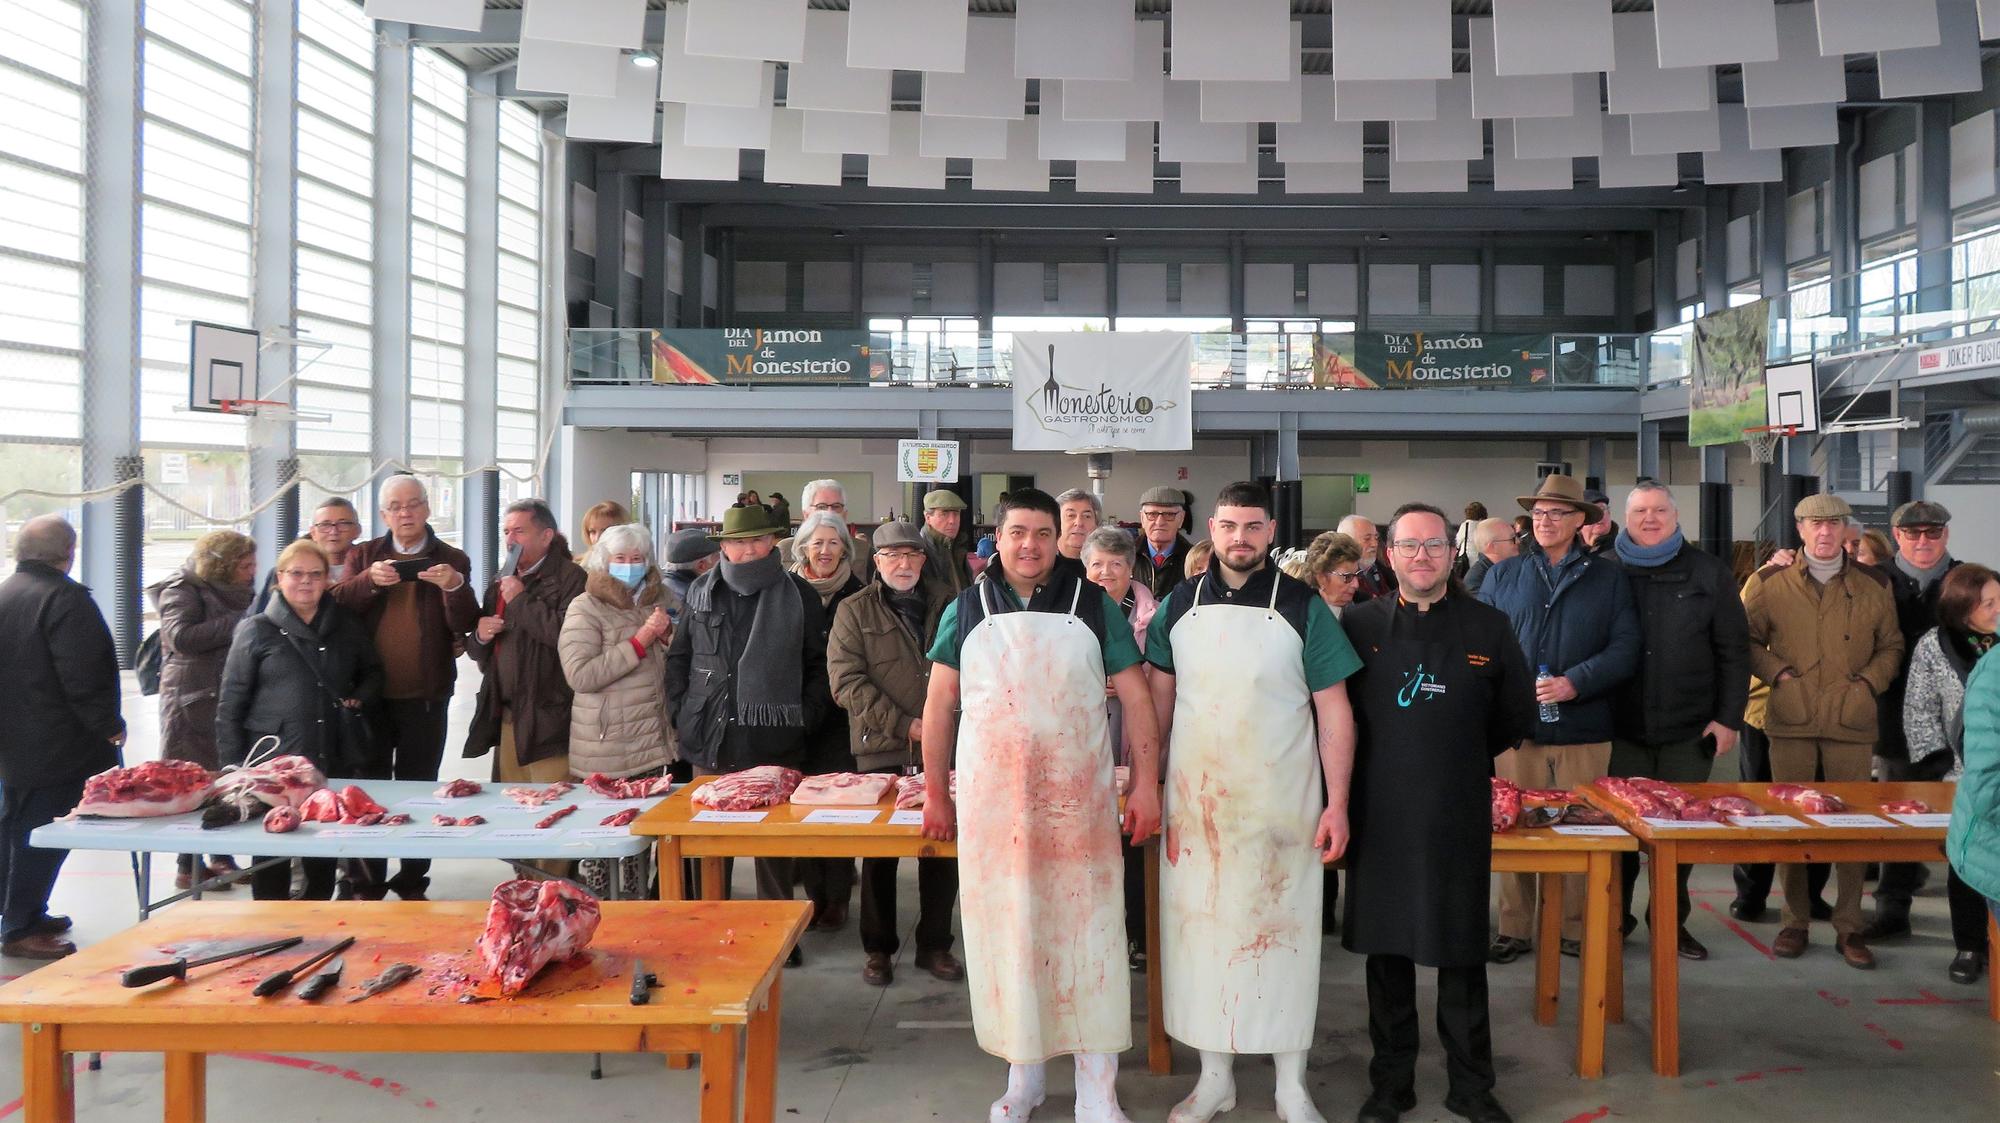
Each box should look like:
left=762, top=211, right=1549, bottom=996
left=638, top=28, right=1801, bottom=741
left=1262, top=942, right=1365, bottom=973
left=310, top=520, right=359, bottom=532
left=874, top=548, right=925, bottom=562
left=1328, top=569, right=1360, bottom=582
left=382, top=502, right=427, bottom=515
left=1139, top=510, right=1181, bottom=521
left=277, top=569, right=327, bottom=581
left=1895, top=525, right=1946, bottom=540
left=808, top=502, right=846, bottom=512
left=1389, top=538, right=1451, bottom=558
left=1528, top=508, right=1579, bottom=522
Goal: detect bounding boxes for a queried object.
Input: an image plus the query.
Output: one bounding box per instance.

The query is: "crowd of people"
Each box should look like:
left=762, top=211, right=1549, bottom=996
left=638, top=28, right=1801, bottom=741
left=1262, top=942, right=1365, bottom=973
left=3, top=467, right=1998, bottom=1123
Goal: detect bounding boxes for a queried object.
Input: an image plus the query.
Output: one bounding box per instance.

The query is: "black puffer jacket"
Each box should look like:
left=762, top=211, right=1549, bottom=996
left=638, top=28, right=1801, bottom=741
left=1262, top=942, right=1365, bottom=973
left=216, top=595, right=383, bottom=771
left=1612, top=542, right=1751, bottom=746
left=664, top=567, right=830, bottom=773
left=0, top=561, right=124, bottom=788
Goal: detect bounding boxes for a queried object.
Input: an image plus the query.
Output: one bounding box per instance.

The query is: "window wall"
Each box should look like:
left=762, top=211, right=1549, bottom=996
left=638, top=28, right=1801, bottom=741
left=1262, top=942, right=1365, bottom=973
left=496, top=101, right=543, bottom=505
left=409, top=46, right=469, bottom=523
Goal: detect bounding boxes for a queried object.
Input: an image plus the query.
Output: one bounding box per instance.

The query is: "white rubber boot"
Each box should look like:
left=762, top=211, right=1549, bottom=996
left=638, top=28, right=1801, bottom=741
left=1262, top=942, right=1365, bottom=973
left=987, top=1062, right=1046, bottom=1123
left=1071, top=1052, right=1134, bottom=1123
left=1167, top=1050, right=1238, bottom=1122
left=1272, top=1050, right=1326, bottom=1123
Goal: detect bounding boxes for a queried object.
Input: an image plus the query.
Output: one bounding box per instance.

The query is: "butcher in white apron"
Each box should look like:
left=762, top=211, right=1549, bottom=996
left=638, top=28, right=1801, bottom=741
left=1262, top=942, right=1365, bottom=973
left=919, top=488, right=1161, bottom=1123
left=1147, top=482, right=1362, bottom=1123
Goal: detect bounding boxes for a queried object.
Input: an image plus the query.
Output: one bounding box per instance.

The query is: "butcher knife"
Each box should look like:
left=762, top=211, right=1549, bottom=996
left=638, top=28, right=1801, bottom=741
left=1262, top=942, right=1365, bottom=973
left=629, top=959, right=658, bottom=1006
left=252, top=936, right=356, bottom=997
left=121, top=936, right=304, bottom=987
left=294, top=957, right=345, bottom=1002
left=495, top=541, right=522, bottom=579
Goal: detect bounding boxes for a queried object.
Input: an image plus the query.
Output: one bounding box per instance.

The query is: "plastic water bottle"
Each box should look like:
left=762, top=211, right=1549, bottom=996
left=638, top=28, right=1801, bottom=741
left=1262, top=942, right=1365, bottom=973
left=1536, top=665, right=1561, bottom=725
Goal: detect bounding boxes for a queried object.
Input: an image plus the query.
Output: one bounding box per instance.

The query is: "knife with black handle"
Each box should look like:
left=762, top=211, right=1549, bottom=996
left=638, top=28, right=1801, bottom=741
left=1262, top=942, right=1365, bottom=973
left=294, top=957, right=345, bottom=1002
left=121, top=936, right=304, bottom=988
left=252, top=936, right=356, bottom=998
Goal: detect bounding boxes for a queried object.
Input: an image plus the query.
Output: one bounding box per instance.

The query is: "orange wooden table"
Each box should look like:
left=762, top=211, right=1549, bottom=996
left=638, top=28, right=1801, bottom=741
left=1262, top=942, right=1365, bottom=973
left=0, top=900, right=808, bottom=1123
left=1580, top=781, right=1975, bottom=1076
left=636, top=785, right=1636, bottom=1079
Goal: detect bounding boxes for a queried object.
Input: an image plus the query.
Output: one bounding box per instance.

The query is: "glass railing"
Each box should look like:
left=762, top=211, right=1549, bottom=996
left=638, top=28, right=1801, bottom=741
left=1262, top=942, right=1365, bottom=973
left=568, top=328, right=1649, bottom=390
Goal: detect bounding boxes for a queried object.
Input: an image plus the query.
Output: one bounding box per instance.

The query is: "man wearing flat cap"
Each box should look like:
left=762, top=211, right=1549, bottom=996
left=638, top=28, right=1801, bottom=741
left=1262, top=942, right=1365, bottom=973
left=1133, top=485, right=1198, bottom=600
left=920, top=489, right=974, bottom=594
left=659, top=527, right=721, bottom=623
left=1478, top=475, right=1640, bottom=963
left=1863, top=500, right=1963, bottom=940
left=1742, top=494, right=1902, bottom=968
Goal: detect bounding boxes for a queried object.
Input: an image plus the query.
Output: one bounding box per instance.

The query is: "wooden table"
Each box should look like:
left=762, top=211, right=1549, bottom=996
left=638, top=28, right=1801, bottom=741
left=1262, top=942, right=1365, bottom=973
left=635, top=785, right=1637, bottom=1079
left=1580, top=780, right=1972, bottom=1076
left=0, top=899, right=809, bottom=1123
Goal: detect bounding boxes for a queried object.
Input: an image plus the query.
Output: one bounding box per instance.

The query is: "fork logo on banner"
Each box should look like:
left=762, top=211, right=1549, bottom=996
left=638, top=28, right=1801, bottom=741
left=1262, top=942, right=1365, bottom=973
left=1010, top=332, right=1192, bottom=452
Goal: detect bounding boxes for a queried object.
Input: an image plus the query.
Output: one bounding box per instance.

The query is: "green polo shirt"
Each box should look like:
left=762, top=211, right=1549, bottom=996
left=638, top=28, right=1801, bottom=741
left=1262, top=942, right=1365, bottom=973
left=927, top=582, right=1142, bottom=675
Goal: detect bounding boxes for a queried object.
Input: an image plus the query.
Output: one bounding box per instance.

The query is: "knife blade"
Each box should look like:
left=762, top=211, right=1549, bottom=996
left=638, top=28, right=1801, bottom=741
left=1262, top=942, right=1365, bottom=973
left=253, top=936, right=356, bottom=998
left=294, top=957, right=344, bottom=1002
left=629, top=958, right=657, bottom=1006
left=495, top=541, right=522, bottom=579
left=121, top=936, right=305, bottom=988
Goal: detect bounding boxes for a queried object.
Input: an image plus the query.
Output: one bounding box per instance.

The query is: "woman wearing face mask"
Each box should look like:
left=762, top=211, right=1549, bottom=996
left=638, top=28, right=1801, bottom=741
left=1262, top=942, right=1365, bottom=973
left=790, top=511, right=867, bottom=927
left=560, top=523, right=676, bottom=898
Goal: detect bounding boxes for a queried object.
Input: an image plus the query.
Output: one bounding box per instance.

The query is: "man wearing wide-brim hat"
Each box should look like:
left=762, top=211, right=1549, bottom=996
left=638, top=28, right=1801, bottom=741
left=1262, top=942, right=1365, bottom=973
left=1477, top=475, right=1640, bottom=963
left=665, top=504, right=833, bottom=951
left=920, top=489, right=975, bottom=594
left=1741, top=493, right=1902, bottom=969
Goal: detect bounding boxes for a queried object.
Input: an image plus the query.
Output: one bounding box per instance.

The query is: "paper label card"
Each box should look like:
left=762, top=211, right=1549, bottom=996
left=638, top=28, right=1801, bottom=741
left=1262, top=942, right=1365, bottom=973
left=564, top=827, right=632, bottom=840
left=1550, top=825, right=1628, bottom=836
left=486, top=828, right=557, bottom=841
left=396, top=798, right=449, bottom=808
left=692, top=810, right=769, bottom=823
left=68, top=820, right=142, bottom=831
left=404, top=829, right=468, bottom=839
left=1887, top=813, right=1953, bottom=828
left=800, top=809, right=881, bottom=825
left=1807, top=814, right=1896, bottom=828
left=158, top=821, right=207, bottom=835
left=888, top=809, right=925, bottom=827
left=317, top=827, right=394, bottom=838
left=1729, top=815, right=1808, bottom=829
left=1641, top=817, right=1730, bottom=829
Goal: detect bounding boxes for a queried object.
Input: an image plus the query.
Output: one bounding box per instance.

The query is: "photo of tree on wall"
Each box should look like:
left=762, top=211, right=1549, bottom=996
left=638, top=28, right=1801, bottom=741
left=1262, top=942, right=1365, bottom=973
left=1688, top=300, right=1771, bottom=447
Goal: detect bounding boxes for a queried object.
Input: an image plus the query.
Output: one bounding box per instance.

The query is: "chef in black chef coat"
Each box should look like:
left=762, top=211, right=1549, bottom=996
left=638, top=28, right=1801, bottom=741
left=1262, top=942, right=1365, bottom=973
left=1340, top=502, right=1534, bottom=1123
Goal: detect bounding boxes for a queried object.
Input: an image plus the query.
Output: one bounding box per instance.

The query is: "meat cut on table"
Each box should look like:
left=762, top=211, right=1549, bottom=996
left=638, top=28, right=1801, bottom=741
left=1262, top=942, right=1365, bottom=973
left=692, top=766, right=804, bottom=811
left=503, top=782, right=575, bottom=808
left=435, top=779, right=483, bottom=799
left=599, top=808, right=641, bottom=827
left=72, top=760, right=216, bottom=818
left=582, top=773, right=674, bottom=800
left=1595, top=775, right=1731, bottom=821
left=893, top=771, right=957, bottom=810
left=263, top=806, right=300, bottom=833
left=1491, top=778, right=1522, bottom=833
left=1878, top=799, right=1932, bottom=815
left=212, top=755, right=326, bottom=814
left=1703, top=795, right=1763, bottom=817
left=533, top=804, right=579, bottom=829
left=299, top=788, right=343, bottom=823
left=790, top=772, right=895, bottom=807
left=379, top=813, right=412, bottom=826
left=337, top=785, right=385, bottom=819
left=1520, top=787, right=1576, bottom=806
left=431, top=814, right=486, bottom=827
left=1767, top=783, right=1846, bottom=813
left=476, top=878, right=602, bottom=996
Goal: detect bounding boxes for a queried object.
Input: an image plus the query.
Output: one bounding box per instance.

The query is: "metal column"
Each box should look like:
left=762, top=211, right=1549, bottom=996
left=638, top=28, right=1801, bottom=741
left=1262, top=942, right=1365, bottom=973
left=677, top=205, right=706, bottom=329
left=370, top=25, right=414, bottom=496
left=1652, top=213, right=1678, bottom=327
left=1636, top=421, right=1662, bottom=482
left=1702, top=188, right=1729, bottom=312
left=463, top=73, right=501, bottom=569
left=251, top=0, right=298, bottom=568
left=1914, top=101, right=1953, bottom=325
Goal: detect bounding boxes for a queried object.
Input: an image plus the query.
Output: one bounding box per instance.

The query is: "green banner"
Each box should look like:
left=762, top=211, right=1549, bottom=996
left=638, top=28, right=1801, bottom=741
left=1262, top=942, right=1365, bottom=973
left=651, top=328, right=887, bottom=384
left=1316, top=332, right=1554, bottom=389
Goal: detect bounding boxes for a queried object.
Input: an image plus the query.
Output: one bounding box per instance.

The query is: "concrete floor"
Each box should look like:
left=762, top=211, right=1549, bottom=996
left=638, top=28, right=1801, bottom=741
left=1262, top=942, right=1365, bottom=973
left=1, top=669, right=1995, bottom=1121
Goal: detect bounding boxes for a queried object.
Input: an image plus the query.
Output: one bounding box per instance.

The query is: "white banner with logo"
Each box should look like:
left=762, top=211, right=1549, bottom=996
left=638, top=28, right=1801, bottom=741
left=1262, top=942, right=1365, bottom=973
left=1010, top=332, right=1193, bottom=452
left=896, top=439, right=960, bottom=483
left=1916, top=337, right=2000, bottom=379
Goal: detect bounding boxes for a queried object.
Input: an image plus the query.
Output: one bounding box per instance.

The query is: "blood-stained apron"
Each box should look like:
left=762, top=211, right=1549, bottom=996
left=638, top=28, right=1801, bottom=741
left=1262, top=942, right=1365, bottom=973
left=1160, top=575, right=1323, bottom=1054
left=957, top=579, right=1131, bottom=1063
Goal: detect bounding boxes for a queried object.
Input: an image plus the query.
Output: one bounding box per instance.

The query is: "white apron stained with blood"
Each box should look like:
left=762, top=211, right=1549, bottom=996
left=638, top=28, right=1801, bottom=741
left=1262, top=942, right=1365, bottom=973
left=956, top=580, right=1130, bottom=1063
left=1160, top=575, right=1322, bottom=1054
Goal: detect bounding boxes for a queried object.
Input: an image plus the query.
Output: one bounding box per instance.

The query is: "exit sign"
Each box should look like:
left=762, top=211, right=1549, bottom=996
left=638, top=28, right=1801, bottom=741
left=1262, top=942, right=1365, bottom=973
left=1352, top=473, right=1371, bottom=494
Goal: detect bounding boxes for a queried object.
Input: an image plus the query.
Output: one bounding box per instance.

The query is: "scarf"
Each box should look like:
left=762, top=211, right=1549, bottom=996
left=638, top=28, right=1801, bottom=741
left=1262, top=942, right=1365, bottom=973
left=1614, top=526, right=1684, bottom=568
left=796, top=558, right=853, bottom=606
left=1895, top=552, right=1953, bottom=590
left=695, top=551, right=804, bottom=729
left=1946, top=627, right=1997, bottom=670
left=1805, top=549, right=1844, bottom=585
left=886, top=582, right=929, bottom=642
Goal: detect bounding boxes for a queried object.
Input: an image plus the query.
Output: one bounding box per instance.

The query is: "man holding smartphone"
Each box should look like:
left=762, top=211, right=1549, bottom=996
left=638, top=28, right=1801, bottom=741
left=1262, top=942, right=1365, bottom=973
left=332, top=474, right=480, bottom=899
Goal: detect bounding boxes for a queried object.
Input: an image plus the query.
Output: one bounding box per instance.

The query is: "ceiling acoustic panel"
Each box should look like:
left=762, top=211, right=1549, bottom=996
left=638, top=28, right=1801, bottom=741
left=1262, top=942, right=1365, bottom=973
left=1179, top=159, right=1259, bottom=195
left=1333, top=79, right=1439, bottom=123
left=921, top=112, right=1010, bottom=159
left=921, top=16, right=1024, bottom=120
left=1490, top=122, right=1575, bottom=190
left=683, top=71, right=777, bottom=149
left=514, top=38, right=620, bottom=98
left=1606, top=13, right=1715, bottom=116
left=1746, top=103, right=1838, bottom=149
left=800, top=110, right=895, bottom=156
left=1037, top=84, right=1131, bottom=161
left=762, top=108, right=843, bottom=186
left=970, top=118, right=1050, bottom=192
left=1389, top=160, right=1468, bottom=193
left=1702, top=104, right=1783, bottom=184
left=656, top=104, right=741, bottom=182
left=785, top=11, right=892, bottom=115
left=1200, top=22, right=1303, bottom=124
left=1740, top=3, right=1847, bottom=109
left=520, top=0, right=643, bottom=50
left=866, top=113, right=946, bottom=189
left=1015, top=0, right=1134, bottom=81
left=1062, top=19, right=1166, bottom=121
left=1983, top=0, right=2000, bottom=37
left=1595, top=115, right=1680, bottom=188
left=1276, top=80, right=1364, bottom=163
left=1876, top=0, right=1984, bottom=99
left=657, top=5, right=766, bottom=107
left=1626, top=106, right=1720, bottom=156
left=1391, top=74, right=1483, bottom=163
left=847, top=0, right=968, bottom=74
left=1159, top=81, right=1254, bottom=164
left=1815, top=0, right=1941, bottom=55
left=363, top=0, right=485, bottom=33
left=1284, top=162, right=1364, bottom=194
left=1650, top=0, right=1778, bottom=68
left=1490, top=0, right=1614, bottom=77
left=1171, top=0, right=1290, bottom=83
left=1468, top=18, right=1574, bottom=120
left=684, top=0, right=807, bottom=64
left=1510, top=74, right=1604, bottom=159
left=1073, top=123, right=1157, bottom=194
left=564, top=60, right=657, bottom=143
left=1330, top=0, right=1452, bottom=82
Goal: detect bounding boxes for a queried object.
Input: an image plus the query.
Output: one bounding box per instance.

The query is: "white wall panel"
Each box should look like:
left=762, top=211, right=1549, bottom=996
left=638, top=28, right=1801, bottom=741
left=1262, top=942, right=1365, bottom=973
left=735, top=261, right=786, bottom=312
left=1495, top=264, right=1544, bottom=315
left=1562, top=265, right=1616, bottom=316
left=1117, top=262, right=1170, bottom=314
left=1307, top=263, right=1359, bottom=315
left=1370, top=264, right=1420, bottom=313
left=1430, top=263, right=1480, bottom=316
left=1949, top=111, right=1996, bottom=209
left=802, top=261, right=850, bottom=312
left=1179, top=262, right=1230, bottom=312
left=1245, top=263, right=1299, bottom=314
left=862, top=261, right=914, bottom=315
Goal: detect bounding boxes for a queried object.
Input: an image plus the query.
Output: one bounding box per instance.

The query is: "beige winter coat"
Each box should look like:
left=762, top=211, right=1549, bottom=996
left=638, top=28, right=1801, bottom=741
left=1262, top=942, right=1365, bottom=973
left=560, top=571, right=676, bottom=778
left=1742, top=556, right=1903, bottom=745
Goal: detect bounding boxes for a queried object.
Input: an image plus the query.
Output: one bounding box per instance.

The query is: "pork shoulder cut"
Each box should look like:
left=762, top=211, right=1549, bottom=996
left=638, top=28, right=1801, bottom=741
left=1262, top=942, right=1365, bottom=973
left=299, top=788, right=343, bottom=822
left=263, top=805, right=301, bottom=833
left=477, top=878, right=601, bottom=996
left=71, top=760, right=215, bottom=818
left=435, top=779, right=483, bottom=799
left=582, top=773, right=674, bottom=800
left=211, top=755, right=326, bottom=813
left=692, top=766, right=804, bottom=811
left=893, top=771, right=957, bottom=810
left=790, top=772, right=894, bottom=807
left=1491, top=778, right=1522, bottom=833
left=1878, top=799, right=1932, bottom=815
left=1767, top=783, right=1846, bottom=813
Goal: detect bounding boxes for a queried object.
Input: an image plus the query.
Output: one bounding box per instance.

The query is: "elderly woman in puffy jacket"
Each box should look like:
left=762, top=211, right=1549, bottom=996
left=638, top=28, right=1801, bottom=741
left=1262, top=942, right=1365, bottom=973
left=560, top=523, right=675, bottom=898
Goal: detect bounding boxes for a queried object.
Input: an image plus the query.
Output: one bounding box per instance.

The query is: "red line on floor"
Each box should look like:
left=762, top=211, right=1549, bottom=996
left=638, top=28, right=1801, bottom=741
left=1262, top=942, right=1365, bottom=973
left=1817, top=989, right=1851, bottom=1008
left=0, top=1060, right=92, bottom=1117
left=1694, top=900, right=1774, bottom=959
left=1560, top=1107, right=1611, bottom=1123
left=1859, top=1023, right=1907, bottom=1051
left=222, top=1054, right=440, bottom=1108
left=1874, top=989, right=1980, bottom=1006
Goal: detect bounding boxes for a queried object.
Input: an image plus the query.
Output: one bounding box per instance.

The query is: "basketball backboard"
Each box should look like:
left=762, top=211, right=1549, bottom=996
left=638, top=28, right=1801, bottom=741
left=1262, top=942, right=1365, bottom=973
left=1762, top=359, right=1818, bottom=434
left=187, top=321, right=261, bottom=412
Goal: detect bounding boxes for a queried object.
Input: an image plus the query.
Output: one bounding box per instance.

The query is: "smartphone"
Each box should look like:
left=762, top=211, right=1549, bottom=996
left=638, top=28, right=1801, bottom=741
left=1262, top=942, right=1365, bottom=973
left=391, top=558, right=428, bottom=582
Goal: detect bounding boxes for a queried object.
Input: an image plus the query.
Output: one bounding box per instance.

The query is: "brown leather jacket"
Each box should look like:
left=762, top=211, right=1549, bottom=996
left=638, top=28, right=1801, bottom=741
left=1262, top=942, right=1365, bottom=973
left=329, top=528, right=480, bottom=701
left=464, top=540, right=589, bottom=767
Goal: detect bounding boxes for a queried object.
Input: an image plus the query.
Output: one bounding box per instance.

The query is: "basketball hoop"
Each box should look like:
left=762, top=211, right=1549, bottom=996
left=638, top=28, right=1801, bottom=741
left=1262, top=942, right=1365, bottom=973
left=1743, top=423, right=1798, bottom=465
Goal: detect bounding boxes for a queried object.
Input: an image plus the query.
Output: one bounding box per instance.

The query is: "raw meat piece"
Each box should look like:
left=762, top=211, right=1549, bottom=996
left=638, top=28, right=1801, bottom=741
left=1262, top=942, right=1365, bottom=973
left=599, top=808, right=641, bottom=827
left=893, top=771, right=958, bottom=810
left=337, top=785, right=385, bottom=819
left=346, top=812, right=384, bottom=827
left=299, top=788, right=343, bottom=822
left=582, top=773, right=674, bottom=800
left=477, top=878, right=602, bottom=996
left=1491, top=778, right=1522, bottom=833
left=1767, top=784, right=1845, bottom=813
left=1878, top=799, right=1931, bottom=815
left=692, top=766, right=804, bottom=811
left=790, top=772, right=895, bottom=807
left=379, top=813, right=412, bottom=826
left=1704, top=795, right=1763, bottom=817
left=503, top=782, right=575, bottom=808
left=1520, top=787, right=1576, bottom=806
left=263, top=805, right=300, bottom=833
left=1675, top=800, right=1730, bottom=823
left=1595, top=776, right=1678, bottom=819
left=72, top=760, right=215, bottom=818
left=431, top=814, right=486, bottom=827
left=1559, top=805, right=1615, bottom=827
left=535, top=804, right=579, bottom=829
left=211, top=755, right=326, bottom=814
left=435, top=779, right=483, bottom=799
